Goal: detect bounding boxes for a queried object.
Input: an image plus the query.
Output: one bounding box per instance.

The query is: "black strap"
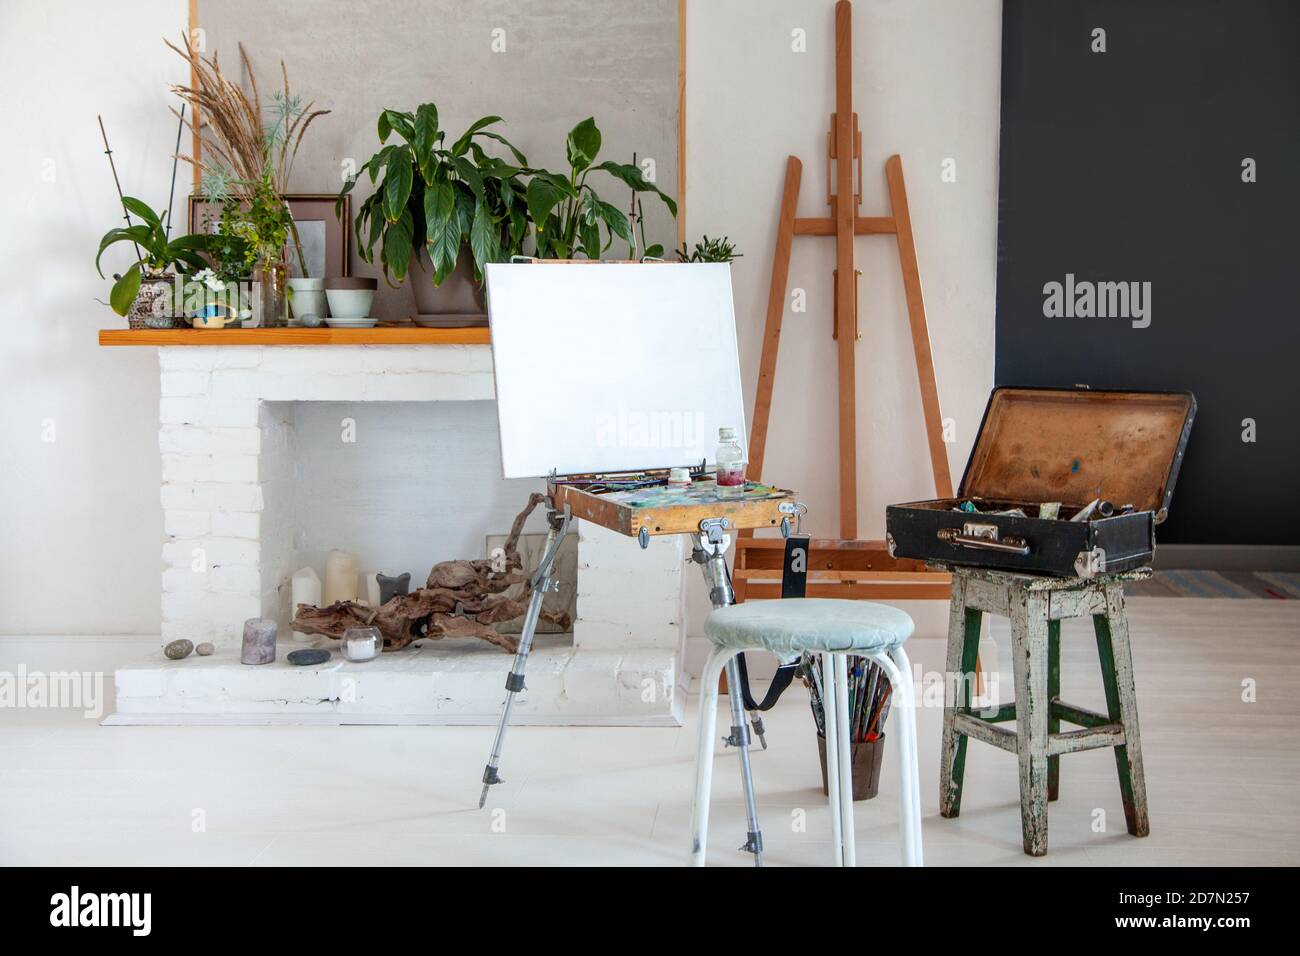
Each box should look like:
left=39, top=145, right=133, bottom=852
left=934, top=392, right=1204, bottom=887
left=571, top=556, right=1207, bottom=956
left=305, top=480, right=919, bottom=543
left=736, top=653, right=799, bottom=711
left=736, top=534, right=810, bottom=712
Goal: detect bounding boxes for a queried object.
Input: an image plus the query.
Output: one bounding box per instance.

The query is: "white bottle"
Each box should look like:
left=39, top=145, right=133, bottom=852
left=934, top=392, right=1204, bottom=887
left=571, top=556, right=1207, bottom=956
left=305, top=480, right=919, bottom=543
left=715, top=427, right=747, bottom=498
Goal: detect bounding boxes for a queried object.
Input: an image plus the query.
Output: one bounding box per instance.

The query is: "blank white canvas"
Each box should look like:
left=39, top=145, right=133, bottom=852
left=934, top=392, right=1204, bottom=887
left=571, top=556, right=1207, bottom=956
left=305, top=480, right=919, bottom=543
left=485, top=262, right=746, bottom=479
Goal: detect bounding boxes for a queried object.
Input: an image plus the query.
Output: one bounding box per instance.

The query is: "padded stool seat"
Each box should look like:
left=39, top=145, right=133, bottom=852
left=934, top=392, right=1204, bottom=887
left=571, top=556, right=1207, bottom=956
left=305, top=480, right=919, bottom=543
left=704, top=598, right=915, bottom=655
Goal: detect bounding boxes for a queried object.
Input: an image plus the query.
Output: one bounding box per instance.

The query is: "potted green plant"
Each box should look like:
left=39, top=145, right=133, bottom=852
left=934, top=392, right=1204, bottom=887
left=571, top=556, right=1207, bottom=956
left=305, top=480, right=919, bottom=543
left=96, top=197, right=210, bottom=328
left=341, top=103, right=530, bottom=321
left=677, top=235, right=741, bottom=263
left=527, top=117, right=677, bottom=259
left=169, top=36, right=328, bottom=327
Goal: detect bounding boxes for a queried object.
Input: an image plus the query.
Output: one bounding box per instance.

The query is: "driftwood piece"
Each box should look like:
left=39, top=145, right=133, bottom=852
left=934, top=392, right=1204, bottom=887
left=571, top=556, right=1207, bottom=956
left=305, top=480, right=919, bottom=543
left=292, top=493, right=573, bottom=653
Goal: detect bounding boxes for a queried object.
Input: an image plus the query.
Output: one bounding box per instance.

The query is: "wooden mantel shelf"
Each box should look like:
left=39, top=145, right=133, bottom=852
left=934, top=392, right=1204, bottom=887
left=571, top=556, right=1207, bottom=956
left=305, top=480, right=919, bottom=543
left=98, top=327, right=490, bottom=346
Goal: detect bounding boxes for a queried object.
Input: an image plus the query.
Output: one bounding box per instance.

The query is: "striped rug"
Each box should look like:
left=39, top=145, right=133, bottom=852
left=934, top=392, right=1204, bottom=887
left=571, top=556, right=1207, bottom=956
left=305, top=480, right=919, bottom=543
left=1126, top=570, right=1300, bottom=599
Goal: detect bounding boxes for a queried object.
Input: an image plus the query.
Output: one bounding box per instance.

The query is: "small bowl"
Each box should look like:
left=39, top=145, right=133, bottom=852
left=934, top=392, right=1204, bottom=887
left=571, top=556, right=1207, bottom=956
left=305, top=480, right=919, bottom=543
left=340, top=626, right=383, bottom=662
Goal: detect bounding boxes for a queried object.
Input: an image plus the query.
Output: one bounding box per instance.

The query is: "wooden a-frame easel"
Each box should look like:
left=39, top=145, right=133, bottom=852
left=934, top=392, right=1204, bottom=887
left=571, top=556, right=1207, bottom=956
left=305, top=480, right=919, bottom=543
left=733, top=0, right=954, bottom=605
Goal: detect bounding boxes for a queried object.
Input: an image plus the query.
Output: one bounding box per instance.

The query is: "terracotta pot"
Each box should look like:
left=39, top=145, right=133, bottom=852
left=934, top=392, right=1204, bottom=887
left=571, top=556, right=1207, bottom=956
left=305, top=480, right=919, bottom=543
left=411, top=246, right=485, bottom=316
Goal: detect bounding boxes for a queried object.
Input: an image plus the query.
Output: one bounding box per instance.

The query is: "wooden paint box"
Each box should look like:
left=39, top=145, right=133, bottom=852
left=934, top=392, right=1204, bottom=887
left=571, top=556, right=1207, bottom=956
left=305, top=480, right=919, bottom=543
left=885, top=387, right=1196, bottom=577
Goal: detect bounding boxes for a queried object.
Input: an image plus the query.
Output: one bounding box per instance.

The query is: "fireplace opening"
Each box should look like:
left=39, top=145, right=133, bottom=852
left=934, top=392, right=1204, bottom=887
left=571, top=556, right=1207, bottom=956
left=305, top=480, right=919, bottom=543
left=259, top=400, right=577, bottom=654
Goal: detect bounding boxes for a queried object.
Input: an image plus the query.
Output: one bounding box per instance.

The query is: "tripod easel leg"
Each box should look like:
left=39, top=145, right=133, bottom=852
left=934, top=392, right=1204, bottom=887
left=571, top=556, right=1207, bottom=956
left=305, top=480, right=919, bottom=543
left=478, top=507, right=570, bottom=809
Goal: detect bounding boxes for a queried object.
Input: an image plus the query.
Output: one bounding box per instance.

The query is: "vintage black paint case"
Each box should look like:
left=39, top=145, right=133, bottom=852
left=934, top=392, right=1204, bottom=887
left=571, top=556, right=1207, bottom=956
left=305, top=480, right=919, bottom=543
left=885, top=387, right=1196, bottom=577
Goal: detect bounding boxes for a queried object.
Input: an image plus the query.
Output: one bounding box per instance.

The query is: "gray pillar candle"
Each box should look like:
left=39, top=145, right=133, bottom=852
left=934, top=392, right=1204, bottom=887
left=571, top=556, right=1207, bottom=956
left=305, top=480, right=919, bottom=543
left=241, top=617, right=277, bottom=665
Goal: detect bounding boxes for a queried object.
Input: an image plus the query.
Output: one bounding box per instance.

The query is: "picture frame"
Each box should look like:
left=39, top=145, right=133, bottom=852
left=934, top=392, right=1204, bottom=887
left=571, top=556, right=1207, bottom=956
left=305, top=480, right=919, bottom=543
left=188, top=193, right=351, bottom=279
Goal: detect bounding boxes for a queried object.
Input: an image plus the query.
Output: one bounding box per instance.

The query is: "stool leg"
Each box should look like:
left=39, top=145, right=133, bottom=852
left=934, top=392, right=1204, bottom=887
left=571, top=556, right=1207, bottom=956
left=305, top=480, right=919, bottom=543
left=1047, top=619, right=1061, bottom=802
left=689, top=647, right=734, bottom=866
left=1010, top=591, right=1051, bottom=856
left=821, top=652, right=844, bottom=866
left=1094, top=585, right=1150, bottom=838
left=940, top=576, right=981, bottom=818
left=833, top=653, right=856, bottom=867
left=879, top=645, right=924, bottom=866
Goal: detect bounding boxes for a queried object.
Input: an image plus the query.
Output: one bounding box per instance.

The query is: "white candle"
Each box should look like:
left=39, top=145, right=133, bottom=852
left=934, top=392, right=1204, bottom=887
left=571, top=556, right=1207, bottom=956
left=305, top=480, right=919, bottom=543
left=361, top=570, right=382, bottom=607
left=290, top=567, right=322, bottom=642
left=323, top=550, right=359, bottom=605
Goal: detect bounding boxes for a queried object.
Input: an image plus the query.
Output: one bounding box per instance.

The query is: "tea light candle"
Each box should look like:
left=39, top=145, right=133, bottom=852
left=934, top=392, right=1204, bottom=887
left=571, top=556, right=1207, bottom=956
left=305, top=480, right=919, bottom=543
left=323, top=550, right=359, bottom=605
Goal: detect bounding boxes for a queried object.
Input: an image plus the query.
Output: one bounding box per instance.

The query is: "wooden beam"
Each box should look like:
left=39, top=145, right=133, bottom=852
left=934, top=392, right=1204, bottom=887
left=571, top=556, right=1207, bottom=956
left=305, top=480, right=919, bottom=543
left=747, top=156, right=802, bottom=485
left=832, top=0, right=857, bottom=539
left=98, top=327, right=490, bottom=346
left=885, top=153, right=953, bottom=498
left=1048, top=724, right=1126, bottom=756
left=793, top=215, right=896, bottom=236
left=953, top=711, right=1019, bottom=753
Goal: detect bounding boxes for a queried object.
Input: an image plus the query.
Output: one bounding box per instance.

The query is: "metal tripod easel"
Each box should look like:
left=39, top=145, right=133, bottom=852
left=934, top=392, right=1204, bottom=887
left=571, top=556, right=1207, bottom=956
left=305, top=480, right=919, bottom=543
left=478, top=506, right=772, bottom=867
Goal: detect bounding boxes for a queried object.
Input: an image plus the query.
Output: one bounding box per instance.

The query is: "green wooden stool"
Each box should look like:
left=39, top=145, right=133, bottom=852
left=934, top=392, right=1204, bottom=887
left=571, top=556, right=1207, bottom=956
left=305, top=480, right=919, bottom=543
left=938, top=565, right=1151, bottom=856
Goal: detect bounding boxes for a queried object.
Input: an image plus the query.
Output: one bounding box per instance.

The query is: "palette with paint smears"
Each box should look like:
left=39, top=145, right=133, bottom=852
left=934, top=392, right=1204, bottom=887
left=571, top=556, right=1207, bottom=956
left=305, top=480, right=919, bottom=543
left=550, top=475, right=796, bottom=538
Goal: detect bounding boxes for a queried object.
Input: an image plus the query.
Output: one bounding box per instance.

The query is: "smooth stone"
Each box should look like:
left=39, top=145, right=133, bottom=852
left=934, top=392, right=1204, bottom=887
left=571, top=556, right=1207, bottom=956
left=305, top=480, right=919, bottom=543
left=163, top=639, right=194, bottom=660
left=195, top=642, right=215, bottom=656
left=377, top=571, right=412, bottom=605
left=287, top=648, right=331, bottom=666
left=241, top=617, right=277, bottom=665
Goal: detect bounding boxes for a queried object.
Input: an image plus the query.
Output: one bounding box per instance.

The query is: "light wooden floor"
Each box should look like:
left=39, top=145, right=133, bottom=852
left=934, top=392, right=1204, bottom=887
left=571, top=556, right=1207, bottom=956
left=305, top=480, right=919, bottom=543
left=0, top=597, right=1296, bottom=866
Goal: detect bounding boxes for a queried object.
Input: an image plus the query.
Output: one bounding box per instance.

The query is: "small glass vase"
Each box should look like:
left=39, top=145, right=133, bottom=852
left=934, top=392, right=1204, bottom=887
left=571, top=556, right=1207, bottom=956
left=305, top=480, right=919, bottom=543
left=249, top=259, right=289, bottom=328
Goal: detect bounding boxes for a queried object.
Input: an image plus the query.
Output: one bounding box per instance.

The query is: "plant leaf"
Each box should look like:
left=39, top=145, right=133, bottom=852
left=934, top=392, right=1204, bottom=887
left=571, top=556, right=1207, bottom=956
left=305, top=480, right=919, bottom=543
left=109, top=262, right=142, bottom=316
left=383, top=208, right=414, bottom=282
left=96, top=225, right=152, bottom=277
left=121, top=196, right=162, bottom=229
left=594, top=199, right=632, bottom=244
left=593, top=161, right=679, bottom=217
left=413, top=103, right=439, bottom=154
left=476, top=130, right=528, bottom=166
left=526, top=174, right=576, bottom=229
left=469, top=197, right=500, bottom=277
left=383, top=147, right=414, bottom=222
left=565, top=117, right=601, bottom=173
left=424, top=179, right=459, bottom=280
left=379, top=109, right=414, bottom=143
left=451, top=115, right=503, bottom=157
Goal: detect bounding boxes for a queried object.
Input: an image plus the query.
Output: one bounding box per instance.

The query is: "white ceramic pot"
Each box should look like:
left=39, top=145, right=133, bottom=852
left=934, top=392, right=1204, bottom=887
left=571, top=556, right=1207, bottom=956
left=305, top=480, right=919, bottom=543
left=287, top=277, right=327, bottom=323
left=324, top=278, right=378, bottom=320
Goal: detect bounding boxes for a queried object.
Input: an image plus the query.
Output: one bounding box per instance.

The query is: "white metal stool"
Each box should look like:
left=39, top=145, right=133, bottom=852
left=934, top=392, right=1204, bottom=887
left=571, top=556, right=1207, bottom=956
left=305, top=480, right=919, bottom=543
left=689, top=598, right=923, bottom=867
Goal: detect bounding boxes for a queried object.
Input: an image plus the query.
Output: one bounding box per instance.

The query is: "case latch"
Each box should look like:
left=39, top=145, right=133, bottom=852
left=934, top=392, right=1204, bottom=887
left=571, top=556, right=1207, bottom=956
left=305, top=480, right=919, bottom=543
left=938, top=522, right=1031, bottom=556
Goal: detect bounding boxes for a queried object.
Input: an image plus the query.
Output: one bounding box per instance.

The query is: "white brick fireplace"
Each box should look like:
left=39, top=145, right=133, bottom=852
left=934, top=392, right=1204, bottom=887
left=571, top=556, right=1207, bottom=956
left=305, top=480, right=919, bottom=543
left=110, top=345, right=687, bottom=726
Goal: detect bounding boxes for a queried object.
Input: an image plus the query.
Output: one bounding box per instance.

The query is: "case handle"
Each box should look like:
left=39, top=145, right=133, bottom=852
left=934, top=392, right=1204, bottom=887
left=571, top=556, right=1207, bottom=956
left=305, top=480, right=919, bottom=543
left=937, top=526, right=1030, bottom=556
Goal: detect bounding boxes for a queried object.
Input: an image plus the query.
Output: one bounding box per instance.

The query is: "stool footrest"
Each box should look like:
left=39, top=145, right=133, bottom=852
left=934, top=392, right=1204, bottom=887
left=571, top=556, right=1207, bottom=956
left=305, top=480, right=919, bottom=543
left=1048, top=723, right=1125, bottom=756
left=1052, top=699, right=1110, bottom=728
left=954, top=710, right=1126, bottom=757
left=953, top=712, right=1018, bottom=753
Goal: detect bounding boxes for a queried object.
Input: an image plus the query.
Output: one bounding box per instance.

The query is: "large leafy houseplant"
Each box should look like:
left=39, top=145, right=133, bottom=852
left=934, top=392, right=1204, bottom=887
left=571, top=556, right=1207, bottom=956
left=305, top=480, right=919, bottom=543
left=527, top=117, right=677, bottom=259
left=95, top=197, right=210, bottom=315
left=340, top=104, right=530, bottom=285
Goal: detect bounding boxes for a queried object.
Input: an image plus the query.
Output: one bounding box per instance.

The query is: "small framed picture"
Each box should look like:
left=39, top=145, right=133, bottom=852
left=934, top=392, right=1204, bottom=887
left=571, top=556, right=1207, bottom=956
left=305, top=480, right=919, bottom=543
left=188, top=193, right=350, bottom=279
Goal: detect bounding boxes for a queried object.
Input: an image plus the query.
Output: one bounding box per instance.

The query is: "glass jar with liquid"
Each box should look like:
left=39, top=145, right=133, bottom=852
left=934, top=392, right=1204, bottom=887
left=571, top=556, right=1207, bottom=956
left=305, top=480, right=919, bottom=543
left=715, top=427, right=747, bottom=498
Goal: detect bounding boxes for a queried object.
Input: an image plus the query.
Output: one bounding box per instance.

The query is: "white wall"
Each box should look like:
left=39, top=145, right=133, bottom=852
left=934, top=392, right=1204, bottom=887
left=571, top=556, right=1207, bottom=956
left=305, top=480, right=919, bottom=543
left=0, top=0, right=1001, bottom=642
left=0, top=0, right=187, bottom=634
left=684, top=0, right=1002, bottom=646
